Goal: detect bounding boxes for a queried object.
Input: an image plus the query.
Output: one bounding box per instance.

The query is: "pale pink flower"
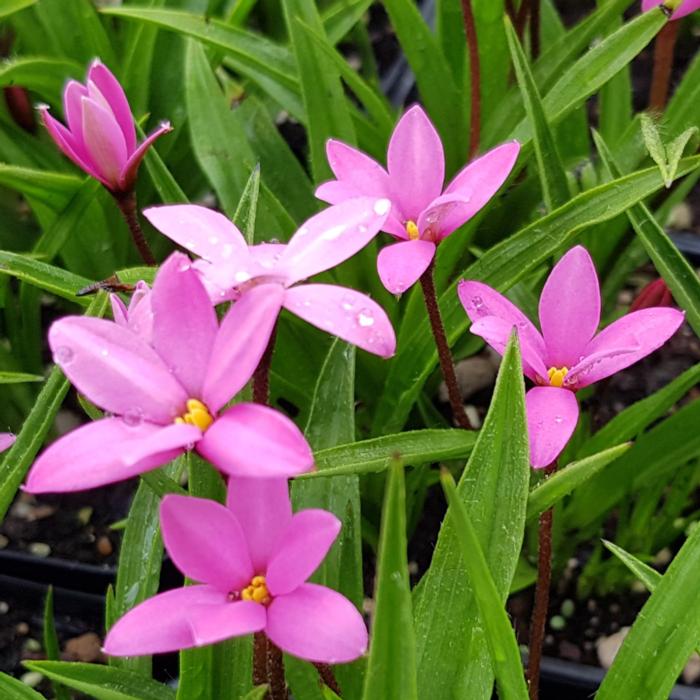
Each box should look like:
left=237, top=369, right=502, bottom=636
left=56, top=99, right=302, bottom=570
left=110, top=280, right=153, bottom=342
left=144, top=198, right=397, bottom=357
left=315, top=105, right=520, bottom=294
left=642, top=0, right=700, bottom=19
left=459, top=246, right=684, bottom=467
left=25, top=252, right=312, bottom=493
left=40, top=60, right=171, bottom=193
left=104, top=479, right=368, bottom=664
left=0, top=433, right=15, bottom=453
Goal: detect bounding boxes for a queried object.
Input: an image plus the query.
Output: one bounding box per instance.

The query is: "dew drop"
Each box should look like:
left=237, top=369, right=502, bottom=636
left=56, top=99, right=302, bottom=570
left=234, top=271, right=251, bottom=283
left=53, top=346, right=74, bottom=365
left=222, top=244, right=234, bottom=259
left=303, top=300, right=312, bottom=307
left=374, top=198, right=390, bottom=216
left=178, top=262, right=191, bottom=272
left=123, top=409, right=143, bottom=427
left=358, top=224, right=368, bottom=234
left=321, top=224, right=346, bottom=241
left=554, top=415, right=564, bottom=424
left=100, top=348, right=109, bottom=358
left=185, top=240, right=197, bottom=250
left=357, top=309, right=375, bottom=327
left=472, top=296, right=484, bottom=310
left=209, top=236, right=219, bottom=245
left=341, top=296, right=355, bottom=311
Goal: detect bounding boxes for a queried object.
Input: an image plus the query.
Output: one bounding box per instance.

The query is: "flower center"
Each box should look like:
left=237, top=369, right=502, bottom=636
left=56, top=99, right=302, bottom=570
left=405, top=220, right=420, bottom=241
left=241, top=575, right=271, bottom=605
left=547, top=366, right=569, bottom=388
left=174, top=398, right=214, bottom=432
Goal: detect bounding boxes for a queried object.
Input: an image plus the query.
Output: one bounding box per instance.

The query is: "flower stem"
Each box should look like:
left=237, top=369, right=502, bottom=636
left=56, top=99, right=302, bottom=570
left=460, top=0, right=481, bottom=159
left=526, top=460, right=557, bottom=700
left=314, top=663, right=342, bottom=696
left=516, top=0, right=531, bottom=40
left=649, top=20, right=680, bottom=112
left=253, top=325, right=277, bottom=405
left=253, top=633, right=288, bottom=699
left=419, top=261, right=472, bottom=430
left=112, top=190, right=156, bottom=266
left=253, top=632, right=268, bottom=687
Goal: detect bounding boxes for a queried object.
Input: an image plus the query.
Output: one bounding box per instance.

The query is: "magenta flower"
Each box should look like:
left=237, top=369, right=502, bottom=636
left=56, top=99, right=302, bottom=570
left=315, top=105, right=520, bottom=294
left=104, top=479, right=368, bottom=664
left=642, top=0, right=699, bottom=19
left=144, top=198, right=397, bottom=357
left=25, top=253, right=313, bottom=493
left=110, top=280, right=153, bottom=342
left=40, top=60, right=171, bottom=193
left=459, top=246, right=684, bottom=467
left=0, top=433, right=15, bottom=453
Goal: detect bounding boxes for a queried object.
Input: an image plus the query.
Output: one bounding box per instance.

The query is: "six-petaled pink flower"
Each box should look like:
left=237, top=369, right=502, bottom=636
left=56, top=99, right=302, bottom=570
left=40, top=60, right=171, bottom=193
left=459, top=246, right=684, bottom=467
left=25, top=252, right=313, bottom=493
left=0, top=433, right=15, bottom=453
left=642, top=0, right=700, bottom=19
left=103, top=479, right=368, bottom=664
left=315, top=105, right=520, bottom=294
left=143, top=198, right=397, bottom=357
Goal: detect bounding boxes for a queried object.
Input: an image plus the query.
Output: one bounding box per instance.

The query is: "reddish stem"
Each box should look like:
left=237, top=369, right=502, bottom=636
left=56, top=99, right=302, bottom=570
left=460, top=0, right=481, bottom=159
left=253, top=632, right=268, bottom=687
left=526, top=461, right=558, bottom=700
left=516, top=0, right=531, bottom=39
left=253, top=325, right=277, bottom=405
left=112, top=190, right=156, bottom=266
left=649, top=20, right=680, bottom=112
left=419, top=261, right=472, bottom=430
left=314, top=663, right=342, bottom=695
left=253, top=633, right=287, bottom=699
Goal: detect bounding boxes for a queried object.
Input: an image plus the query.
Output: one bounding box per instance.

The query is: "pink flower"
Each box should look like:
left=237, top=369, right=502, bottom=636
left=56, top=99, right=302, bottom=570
left=25, top=253, right=313, bottom=493
left=642, top=0, right=700, bottom=19
left=40, top=60, right=171, bottom=193
left=0, top=433, right=15, bottom=453
left=110, top=281, right=153, bottom=342
left=459, top=246, right=684, bottom=467
left=315, top=105, right=520, bottom=294
left=144, top=198, right=397, bottom=357
left=103, top=479, right=368, bottom=664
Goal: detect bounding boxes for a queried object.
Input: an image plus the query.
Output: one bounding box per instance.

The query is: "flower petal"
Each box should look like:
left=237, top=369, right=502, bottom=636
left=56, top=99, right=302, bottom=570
left=143, top=204, right=248, bottom=266
left=161, top=494, right=254, bottom=591
left=118, top=121, right=172, bottom=192
left=377, top=239, right=435, bottom=294
left=574, top=307, right=684, bottom=387
left=197, top=403, right=313, bottom=479
left=417, top=193, right=475, bottom=240
left=226, top=477, right=293, bottom=573
left=122, top=281, right=153, bottom=342
left=282, top=284, right=396, bottom=358
left=280, top=198, right=390, bottom=284
left=324, top=139, right=392, bottom=198
left=0, top=433, right=15, bottom=452
left=49, top=316, right=187, bottom=423
left=203, top=283, right=284, bottom=414
left=266, top=583, right=368, bottom=663
left=266, top=510, right=341, bottom=596
left=444, top=141, right=520, bottom=216
left=387, top=105, right=444, bottom=219
left=526, top=387, right=579, bottom=468
left=151, top=253, right=218, bottom=399
left=187, top=600, right=266, bottom=646
left=539, top=246, right=601, bottom=367
left=642, top=0, right=700, bottom=18
left=103, top=585, right=225, bottom=656
left=24, top=418, right=196, bottom=493
left=63, top=80, right=89, bottom=147
left=80, top=96, right=128, bottom=189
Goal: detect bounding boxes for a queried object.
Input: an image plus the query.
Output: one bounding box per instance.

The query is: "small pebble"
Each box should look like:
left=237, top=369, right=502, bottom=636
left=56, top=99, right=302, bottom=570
left=20, top=671, right=43, bottom=688
left=64, top=632, right=103, bottom=663
left=590, top=615, right=600, bottom=627
left=96, top=536, right=113, bottom=557
left=609, top=602, right=621, bottom=614
left=587, top=599, right=597, bottom=612
left=28, top=542, right=51, bottom=558
left=560, top=599, right=575, bottom=618
left=0, top=534, right=8, bottom=549
left=23, top=638, right=41, bottom=653
left=77, top=506, right=93, bottom=525
left=550, top=615, right=566, bottom=631
left=0, top=601, right=8, bottom=614
left=16, top=622, right=29, bottom=635
left=653, top=547, right=672, bottom=566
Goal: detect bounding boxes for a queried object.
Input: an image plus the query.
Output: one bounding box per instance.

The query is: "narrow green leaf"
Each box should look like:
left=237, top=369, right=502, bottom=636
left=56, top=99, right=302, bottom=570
left=0, top=57, right=82, bottom=102
left=239, top=686, right=269, bottom=700
left=136, top=123, right=187, bottom=204
left=0, top=165, right=80, bottom=210
left=43, top=588, right=70, bottom=700
left=439, top=469, right=529, bottom=700
left=22, top=662, right=175, bottom=700
left=0, top=0, right=36, bottom=17
left=233, top=166, right=261, bottom=245
left=322, top=0, right=374, bottom=45
left=0, top=371, right=43, bottom=384
left=0, top=671, right=45, bottom=699
left=602, top=540, right=660, bottom=590
left=362, top=459, right=417, bottom=700
left=140, top=469, right=187, bottom=498
left=640, top=114, right=698, bottom=188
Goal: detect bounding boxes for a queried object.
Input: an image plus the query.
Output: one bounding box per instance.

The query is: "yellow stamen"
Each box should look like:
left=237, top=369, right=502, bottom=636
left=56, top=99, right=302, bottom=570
left=405, top=220, right=420, bottom=241
left=547, top=366, right=569, bottom=388
left=241, top=575, right=271, bottom=606
left=174, top=398, right=214, bottom=432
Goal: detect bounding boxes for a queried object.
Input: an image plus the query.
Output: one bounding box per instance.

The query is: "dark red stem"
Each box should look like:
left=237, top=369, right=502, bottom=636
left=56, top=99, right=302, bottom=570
left=460, top=0, right=481, bottom=159
left=649, top=20, right=680, bottom=112
left=516, top=0, right=531, bottom=39
left=419, top=262, right=472, bottom=430
left=314, top=663, right=342, bottom=695
left=253, top=632, right=268, bottom=687
left=112, top=190, right=156, bottom=266
left=253, top=325, right=277, bottom=405
left=253, top=633, right=287, bottom=699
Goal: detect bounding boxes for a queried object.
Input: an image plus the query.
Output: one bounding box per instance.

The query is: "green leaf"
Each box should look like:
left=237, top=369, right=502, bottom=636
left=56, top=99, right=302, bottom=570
left=239, top=687, right=269, bottom=700
left=640, top=114, right=698, bottom=188
left=439, top=469, right=529, bottom=700
left=22, top=662, right=176, bottom=700
left=0, top=165, right=80, bottom=210
left=233, top=166, right=261, bottom=245
left=322, top=0, right=374, bottom=45
left=43, top=587, right=70, bottom=700
left=136, top=123, right=187, bottom=204
left=374, top=155, right=700, bottom=435
left=0, top=0, right=36, bottom=17
left=362, top=459, right=418, bottom=700
left=0, top=671, right=45, bottom=699
left=526, top=443, right=631, bottom=521
left=602, top=540, right=660, bottom=590
left=0, top=371, right=43, bottom=384
left=505, top=16, right=569, bottom=211
left=414, top=334, right=530, bottom=699
left=597, top=524, right=700, bottom=700
left=0, top=57, right=82, bottom=102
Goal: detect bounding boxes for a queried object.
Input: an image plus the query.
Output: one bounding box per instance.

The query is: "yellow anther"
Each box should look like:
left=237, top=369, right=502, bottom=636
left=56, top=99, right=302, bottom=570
left=241, top=575, right=271, bottom=606
left=174, top=398, right=214, bottom=432
left=547, top=366, right=569, bottom=388
left=405, top=220, right=420, bottom=241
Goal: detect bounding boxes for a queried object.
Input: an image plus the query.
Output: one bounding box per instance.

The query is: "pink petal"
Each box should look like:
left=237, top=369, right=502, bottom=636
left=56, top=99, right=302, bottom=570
left=0, top=433, right=15, bottom=452
left=160, top=494, right=254, bottom=591
left=266, top=510, right=341, bottom=596
left=80, top=96, right=128, bottom=190
left=282, top=284, right=396, bottom=358
left=266, top=583, right=368, bottom=663
left=444, top=141, right=520, bottom=216
left=63, top=80, right=89, bottom=148
left=226, top=477, right=293, bottom=573
left=203, top=283, right=284, bottom=414
left=539, top=246, right=601, bottom=368
left=143, top=204, right=248, bottom=266
left=197, top=403, right=313, bottom=479
left=24, top=418, right=196, bottom=493
left=526, top=387, right=579, bottom=468
left=417, top=193, right=476, bottom=240
left=387, top=105, right=444, bottom=220
left=49, top=316, right=187, bottom=424
left=103, top=585, right=226, bottom=656
left=110, top=293, right=128, bottom=326
left=642, top=0, right=700, bottom=18
left=574, top=307, right=684, bottom=387
left=87, top=60, right=136, bottom=153
left=470, top=315, right=548, bottom=382
left=324, top=139, right=392, bottom=197
left=187, top=600, right=266, bottom=646
left=377, top=239, right=435, bottom=294
left=123, top=281, right=153, bottom=343
left=118, top=120, right=172, bottom=192
left=191, top=259, right=240, bottom=304
left=564, top=345, right=639, bottom=389
left=151, top=253, right=218, bottom=399
left=280, top=198, right=390, bottom=284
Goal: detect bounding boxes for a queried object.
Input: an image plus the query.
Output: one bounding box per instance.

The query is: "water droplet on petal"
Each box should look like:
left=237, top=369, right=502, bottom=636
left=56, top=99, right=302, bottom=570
left=185, top=240, right=197, bottom=250
left=357, top=309, right=375, bottom=327
left=209, top=236, right=219, bottom=245
left=100, top=348, right=109, bottom=358
left=123, top=409, right=143, bottom=427
left=554, top=415, right=564, bottom=424
left=321, top=224, right=346, bottom=241
left=53, top=346, right=74, bottom=365
left=341, top=296, right=355, bottom=311
left=178, top=262, right=191, bottom=272
left=234, top=271, right=251, bottom=283
left=472, top=296, right=484, bottom=310
left=222, top=244, right=234, bottom=259
left=374, top=199, right=391, bottom=216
